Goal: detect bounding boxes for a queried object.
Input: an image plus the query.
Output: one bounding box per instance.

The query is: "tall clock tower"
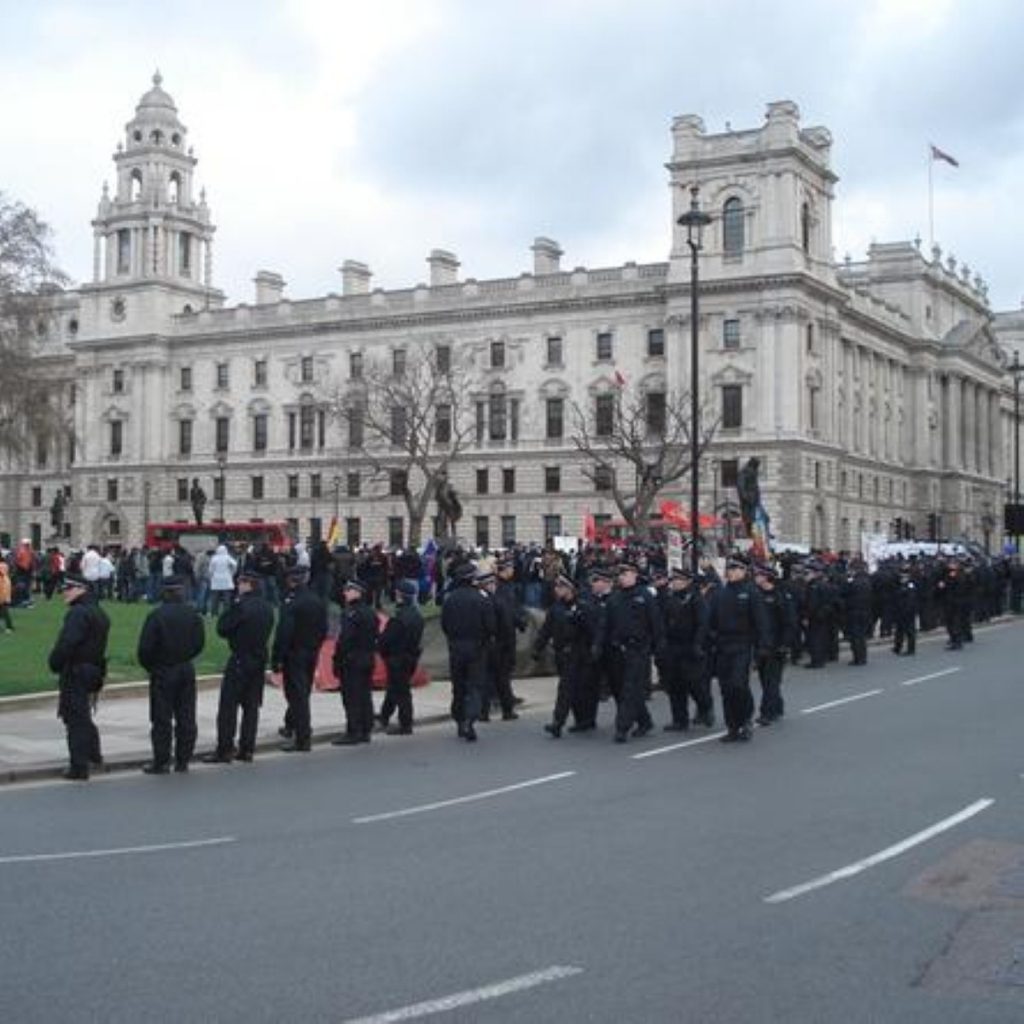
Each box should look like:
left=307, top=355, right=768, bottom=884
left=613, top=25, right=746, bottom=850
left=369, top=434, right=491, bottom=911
left=76, top=71, right=223, bottom=338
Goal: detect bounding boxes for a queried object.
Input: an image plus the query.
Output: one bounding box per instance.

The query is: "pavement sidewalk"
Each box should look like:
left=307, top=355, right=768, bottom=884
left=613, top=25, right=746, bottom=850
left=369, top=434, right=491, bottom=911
left=0, top=674, right=558, bottom=784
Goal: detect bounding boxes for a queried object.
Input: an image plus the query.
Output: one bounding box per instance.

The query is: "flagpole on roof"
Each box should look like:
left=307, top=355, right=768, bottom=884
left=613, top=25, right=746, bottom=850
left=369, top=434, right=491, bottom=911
left=928, top=142, right=934, bottom=251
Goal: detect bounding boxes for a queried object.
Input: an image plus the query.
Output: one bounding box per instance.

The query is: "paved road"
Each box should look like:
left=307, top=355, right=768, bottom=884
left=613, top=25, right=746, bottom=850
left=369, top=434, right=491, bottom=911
left=2, top=621, right=1023, bottom=1022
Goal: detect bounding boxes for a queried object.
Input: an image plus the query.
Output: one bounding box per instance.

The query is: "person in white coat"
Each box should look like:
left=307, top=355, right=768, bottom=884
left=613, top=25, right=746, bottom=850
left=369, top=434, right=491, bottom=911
left=207, top=544, right=238, bottom=618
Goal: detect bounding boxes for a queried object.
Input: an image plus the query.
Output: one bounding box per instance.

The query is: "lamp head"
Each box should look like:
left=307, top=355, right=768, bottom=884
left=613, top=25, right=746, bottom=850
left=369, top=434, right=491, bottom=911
left=677, top=184, right=712, bottom=248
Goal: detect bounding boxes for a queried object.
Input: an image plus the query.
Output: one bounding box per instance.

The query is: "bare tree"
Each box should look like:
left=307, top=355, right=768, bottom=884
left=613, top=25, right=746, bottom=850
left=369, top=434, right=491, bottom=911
left=0, top=193, right=70, bottom=457
left=571, top=384, right=717, bottom=539
left=324, top=340, right=478, bottom=547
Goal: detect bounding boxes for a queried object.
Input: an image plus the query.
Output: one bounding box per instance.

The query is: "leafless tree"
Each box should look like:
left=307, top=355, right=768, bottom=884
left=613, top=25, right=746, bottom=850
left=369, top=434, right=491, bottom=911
left=571, top=384, right=717, bottom=539
left=0, top=193, right=71, bottom=457
left=323, top=340, right=478, bottom=547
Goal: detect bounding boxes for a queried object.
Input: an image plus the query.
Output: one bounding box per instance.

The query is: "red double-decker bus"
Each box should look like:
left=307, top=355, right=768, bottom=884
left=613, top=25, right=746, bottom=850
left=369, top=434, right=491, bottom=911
left=144, top=521, right=293, bottom=555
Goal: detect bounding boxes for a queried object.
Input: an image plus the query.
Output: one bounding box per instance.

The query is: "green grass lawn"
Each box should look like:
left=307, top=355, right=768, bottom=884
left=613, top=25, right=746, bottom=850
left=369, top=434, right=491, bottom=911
left=0, top=597, right=231, bottom=697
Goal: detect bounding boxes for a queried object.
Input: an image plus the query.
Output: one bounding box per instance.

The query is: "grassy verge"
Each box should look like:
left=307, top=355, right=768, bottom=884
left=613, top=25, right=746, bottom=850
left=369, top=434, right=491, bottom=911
left=0, top=597, right=231, bottom=697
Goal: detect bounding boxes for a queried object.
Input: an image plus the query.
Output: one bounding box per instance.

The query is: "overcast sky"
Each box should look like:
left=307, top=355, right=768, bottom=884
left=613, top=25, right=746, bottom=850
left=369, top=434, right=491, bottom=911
left=2, top=0, right=1023, bottom=311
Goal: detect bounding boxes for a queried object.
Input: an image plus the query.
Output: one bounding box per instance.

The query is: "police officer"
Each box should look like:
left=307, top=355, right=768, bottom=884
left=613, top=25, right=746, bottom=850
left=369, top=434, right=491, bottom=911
left=893, top=568, right=918, bottom=656
left=842, top=558, right=872, bottom=667
left=658, top=567, right=709, bottom=731
left=441, top=562, right=494, bottom=741
left=48, top=573, right=110, bottom=781
left=606, top=560, right=665, bottom=743
left=490, top=558, right=526, bottom=720
left=332, top=580, right=379, bottom=745
left=273, top=566, right=328, bottom=751
left=203, top=570, right=275, bottom=764
left=534, top=574, right=590, bottom=737
left=707, top=557, right=770, bottom=743
left=574, top=567, right=613, bottom=730
left=473, top=570, right=500, bottom=723
left=377, top=578, right=424, bottom=735
left=803, top=562, right=832, bottom=668
left=753, top=564, right=797, bottom=725
left=137, top=576, right=206, bottom=774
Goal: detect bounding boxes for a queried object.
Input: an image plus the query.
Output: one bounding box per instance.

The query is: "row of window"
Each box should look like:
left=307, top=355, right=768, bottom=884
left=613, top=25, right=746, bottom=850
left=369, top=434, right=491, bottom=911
left=720, top=197, right=812, bottom=256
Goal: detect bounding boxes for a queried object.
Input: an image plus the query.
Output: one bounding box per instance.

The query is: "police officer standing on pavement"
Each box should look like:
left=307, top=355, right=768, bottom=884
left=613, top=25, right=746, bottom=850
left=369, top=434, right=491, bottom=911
left=273, top=566, right=328, bottom=752
left=137, top=577, right=206, bottom=774
left=48, top=574, right=110, bottom=781
left=658, top=566, right=710, bottom=731
left=707, top=557, right=770, bottom=743
left=579, top=568, right=613, bottom=728
left=377, top=578, right=424, bottom=735
left=202, top=570, right=275, bottom=764
left=441, top=562, right=494, bottom=741
left=606, top=560, right=665, bottom=744
left=473, top=570, right=500, bottom=723
left=753, top=564, right=797, bottom=726
left=332, top=579, right=379, bottom=745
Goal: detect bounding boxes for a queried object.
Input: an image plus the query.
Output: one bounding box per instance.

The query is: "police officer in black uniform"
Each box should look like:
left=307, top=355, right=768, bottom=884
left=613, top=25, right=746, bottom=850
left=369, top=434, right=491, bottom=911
left=707, top=557, right=770, bottom=743
left=753, top=564, right=797, bottom=725
left=535, top=573, right=590, bottom=737
left=48, top=573, right=110, bottom=781
left=377, top=578, right=424, bottom=735
left=273, top=566, right=328, bottom=751
left=803, top=562, right=832, bottom=668
left=577, top=567, right=613, bottom=729
left=441, top=562, right=494, bottom=741
left=841, top=558, right=873, bottom=667
left=332, top=579, right=379, bottom=745
left=658, top=566, right=709, bottom=731
left=893, top=568, right=919, bottom=656
left=606, top=560, right=665, bottom=743
left=490, top=559, right=526, bottom=720
left=137, top=576, right=206, bottom=774
left=203, top=570, right=275, bottom=764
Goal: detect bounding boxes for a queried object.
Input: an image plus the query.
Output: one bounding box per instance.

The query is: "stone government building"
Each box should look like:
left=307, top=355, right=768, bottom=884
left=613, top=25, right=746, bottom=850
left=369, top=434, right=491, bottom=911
left=1, top=75, right=1018, bottom=552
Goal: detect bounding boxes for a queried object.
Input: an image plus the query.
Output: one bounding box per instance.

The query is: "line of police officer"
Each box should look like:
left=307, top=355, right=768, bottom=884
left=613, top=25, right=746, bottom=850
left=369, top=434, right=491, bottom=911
left=47, top=548, right=987, bottom=778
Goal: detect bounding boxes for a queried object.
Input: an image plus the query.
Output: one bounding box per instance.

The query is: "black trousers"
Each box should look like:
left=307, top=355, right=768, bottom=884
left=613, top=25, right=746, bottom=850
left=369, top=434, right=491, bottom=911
left=490, top=643, right=517, bottom=714
left=660, top=647, right=703, bottom=726
left=552, top=651, right=586, bottom=727
left=283, top=650, right=317, bottom=745
left=341, top=655, right=375, bottom=738
left=149, top=663, right=197, bottom=767
left=380, top=655, right=416, bottom=729
left=449, top=647, right=485, bottom=725
left=716, top=646, right=754, bottom=733
left=893, top=616, right=916, bottom=654
left=573, top=656, right=601, bottom=727
left=614, top=647, right=653, bottom=736
left=216, top=654, right=265, bottom=755
left=847, top=617, right=868, bottom=665
left=757, top=653, right=785, bottom=719
left=806, top=620, right=829, bottom=667
left=59, top=666, right=102, bottom=771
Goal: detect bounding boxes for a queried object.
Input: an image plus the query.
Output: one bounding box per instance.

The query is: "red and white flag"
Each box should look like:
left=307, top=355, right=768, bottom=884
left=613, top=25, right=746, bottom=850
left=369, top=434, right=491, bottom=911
left=930, top=144, right=959, bottom=168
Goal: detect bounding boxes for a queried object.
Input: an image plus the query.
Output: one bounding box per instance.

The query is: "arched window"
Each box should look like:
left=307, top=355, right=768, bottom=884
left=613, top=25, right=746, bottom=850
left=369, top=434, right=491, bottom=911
left=722, top=197, right=744, bottom=254
left=150, top=129, right=163, bottom=145
left=168, top=172, right=181, bottom=204
left=801, top=202, right=811, bottom=254
left=130, top=168, right=143, bottom=202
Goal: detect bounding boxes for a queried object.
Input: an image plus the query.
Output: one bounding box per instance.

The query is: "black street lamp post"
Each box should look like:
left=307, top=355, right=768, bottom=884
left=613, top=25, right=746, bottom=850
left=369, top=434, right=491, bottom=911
left=332, top=475, right=341, bottom=522
left=1013, top=352, right=1022, bottom=551
left=216, top=453, right=226, bottom=522
left=677, top=185, right=712, bottom=574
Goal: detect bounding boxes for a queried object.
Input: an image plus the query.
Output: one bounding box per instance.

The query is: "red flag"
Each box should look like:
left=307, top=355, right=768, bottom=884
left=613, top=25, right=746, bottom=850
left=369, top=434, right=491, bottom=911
left=583, top=513, right=596, bottom=542
left=930, top=144, right=959, bottom=168
left=613, top=369, right=627, bottom=389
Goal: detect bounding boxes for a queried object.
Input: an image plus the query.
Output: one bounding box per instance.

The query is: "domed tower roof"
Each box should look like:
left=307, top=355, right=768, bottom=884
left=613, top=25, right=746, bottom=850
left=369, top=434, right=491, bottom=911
left=136, top=70, right=178, bottom=115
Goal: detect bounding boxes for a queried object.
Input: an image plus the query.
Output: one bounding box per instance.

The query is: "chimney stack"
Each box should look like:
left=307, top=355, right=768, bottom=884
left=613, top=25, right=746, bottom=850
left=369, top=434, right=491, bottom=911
left=340, top=260, right=372, bottom=296
left=427, top=249, right=460, bottom=286
left=531, top=237, right=563, bottom=275
left=253, top=270, right=285, bottom=305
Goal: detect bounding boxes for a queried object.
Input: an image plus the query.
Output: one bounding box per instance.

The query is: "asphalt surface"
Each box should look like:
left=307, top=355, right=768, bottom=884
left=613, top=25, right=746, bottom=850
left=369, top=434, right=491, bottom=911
left=2, top=620, right=1023, bottom=1022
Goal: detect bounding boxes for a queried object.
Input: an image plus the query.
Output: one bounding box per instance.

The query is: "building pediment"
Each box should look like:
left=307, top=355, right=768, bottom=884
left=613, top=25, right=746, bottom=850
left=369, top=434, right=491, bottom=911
left=710, top=363, right=753, bottom=387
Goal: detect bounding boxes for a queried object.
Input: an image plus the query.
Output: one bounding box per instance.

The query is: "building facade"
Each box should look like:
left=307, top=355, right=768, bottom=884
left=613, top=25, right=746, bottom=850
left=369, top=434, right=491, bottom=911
left=0, top=79, right=1015, bottom=552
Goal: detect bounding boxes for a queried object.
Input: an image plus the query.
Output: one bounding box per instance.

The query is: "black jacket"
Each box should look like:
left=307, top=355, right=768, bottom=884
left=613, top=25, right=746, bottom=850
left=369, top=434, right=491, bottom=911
left=660, top=587, right=708, bottom=657
left=272, top=585, right=328, bottom=667
left=137, top=595, right=205, bottom=671
left=377, top=601, right=424, bottom=662
left=707, top=580, right=771, bottom=653
left=217, top=591, right=275, bottom=666
left=606, top=583, right=665, bottom=655
left=441, top=583, right=495, bottom=655
left=334, top=600, right=379, bottom=672
left=48, top=592, right=110, bottom=676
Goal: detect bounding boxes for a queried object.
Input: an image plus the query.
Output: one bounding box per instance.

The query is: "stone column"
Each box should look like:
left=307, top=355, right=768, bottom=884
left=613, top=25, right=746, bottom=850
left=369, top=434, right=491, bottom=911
left=204, top=238, right=213, bottom=288
left=92, top=231, right=102, bottom=282
left=946, top=374, right=961, bottom=471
